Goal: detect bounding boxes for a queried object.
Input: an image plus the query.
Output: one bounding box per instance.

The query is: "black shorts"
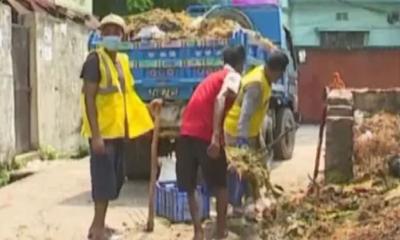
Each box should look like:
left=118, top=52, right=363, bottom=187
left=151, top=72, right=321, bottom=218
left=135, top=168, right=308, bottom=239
left=90, top=139, right=125, bottom=201
left=176, top=136, right=227, bottom=193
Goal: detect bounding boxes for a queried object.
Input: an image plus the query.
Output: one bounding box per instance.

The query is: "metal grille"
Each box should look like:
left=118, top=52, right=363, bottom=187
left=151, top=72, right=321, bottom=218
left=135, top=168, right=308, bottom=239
left=320, top=31, right=368, bottom=49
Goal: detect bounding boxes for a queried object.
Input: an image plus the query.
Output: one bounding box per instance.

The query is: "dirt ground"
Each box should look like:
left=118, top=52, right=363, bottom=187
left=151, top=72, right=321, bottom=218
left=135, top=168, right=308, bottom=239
left=0, top=125, right=320, bottom=240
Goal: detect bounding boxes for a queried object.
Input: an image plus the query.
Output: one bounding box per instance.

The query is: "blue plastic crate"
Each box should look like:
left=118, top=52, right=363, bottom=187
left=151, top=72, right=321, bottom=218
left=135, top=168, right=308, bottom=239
left=156, top=181, right=210, bottom=223
left=227, top=172, right=247, bottom=207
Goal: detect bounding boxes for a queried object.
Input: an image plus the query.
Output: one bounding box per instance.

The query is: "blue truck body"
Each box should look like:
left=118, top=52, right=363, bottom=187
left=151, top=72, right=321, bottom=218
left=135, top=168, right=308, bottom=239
left=88, top=3, right=298, bottom=179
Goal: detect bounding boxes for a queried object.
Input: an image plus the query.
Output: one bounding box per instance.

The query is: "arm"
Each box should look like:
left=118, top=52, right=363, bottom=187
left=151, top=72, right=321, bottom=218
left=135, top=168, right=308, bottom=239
left=208, top=72, right=241, bottom=159
left=212, top=90, right=228, bottom=142
left=237, top=83, right=262, bottom=139
left=212, top=72, right=241, bottom=142
left=84, top=82, right=100, bottom=138
left=80, top=52, right=101, bottom=139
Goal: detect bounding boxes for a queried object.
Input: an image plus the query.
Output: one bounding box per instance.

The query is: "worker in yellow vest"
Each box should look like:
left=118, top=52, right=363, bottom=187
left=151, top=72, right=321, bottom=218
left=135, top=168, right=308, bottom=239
left=224, top=51, right=289, bottom=217
left=80, top=14, right=158, bottom=240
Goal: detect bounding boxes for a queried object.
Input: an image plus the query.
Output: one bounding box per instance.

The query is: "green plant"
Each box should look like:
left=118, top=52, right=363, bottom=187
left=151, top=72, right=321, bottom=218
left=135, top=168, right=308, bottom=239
left=94, top=0, right=212, bottom=17
left=71, top=144, right=90, bottom=159
left=127, top=0, right=154, bottom=13
left=39, top=145, right=58, bottom=160
left=0, top=167, right=10, bottom=187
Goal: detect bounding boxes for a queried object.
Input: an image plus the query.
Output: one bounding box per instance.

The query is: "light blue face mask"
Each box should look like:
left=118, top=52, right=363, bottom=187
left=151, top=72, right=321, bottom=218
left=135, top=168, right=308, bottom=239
left=101, top=36, right=122, bottom=51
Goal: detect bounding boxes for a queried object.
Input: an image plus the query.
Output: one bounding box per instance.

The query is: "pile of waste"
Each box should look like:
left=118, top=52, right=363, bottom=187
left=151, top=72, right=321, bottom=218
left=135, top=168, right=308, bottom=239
left=225, top=147, right=283, bottom=202
left=258, top=176, right=400, bottom=240
left=125, top=8, right=277, bottom=51
left=125, top=8, right=238, bottom=40
left=353, top=112, right=400, bottom=179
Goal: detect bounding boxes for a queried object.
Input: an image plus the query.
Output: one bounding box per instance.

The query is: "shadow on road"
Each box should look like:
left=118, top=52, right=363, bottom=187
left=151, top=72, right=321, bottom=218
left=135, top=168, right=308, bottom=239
left=60, top=180, right=150, bottom=208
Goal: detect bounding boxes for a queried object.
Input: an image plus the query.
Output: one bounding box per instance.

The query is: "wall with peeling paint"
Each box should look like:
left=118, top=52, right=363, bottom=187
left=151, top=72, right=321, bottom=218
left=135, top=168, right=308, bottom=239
left=0, top=4, right=16, bottom=164
left=25, top=13, right=89, bottom=154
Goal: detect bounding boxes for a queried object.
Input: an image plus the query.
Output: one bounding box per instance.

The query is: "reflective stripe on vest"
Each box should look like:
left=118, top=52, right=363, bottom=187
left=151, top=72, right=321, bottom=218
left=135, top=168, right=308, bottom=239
left=97, top=51, right=121, bottom=94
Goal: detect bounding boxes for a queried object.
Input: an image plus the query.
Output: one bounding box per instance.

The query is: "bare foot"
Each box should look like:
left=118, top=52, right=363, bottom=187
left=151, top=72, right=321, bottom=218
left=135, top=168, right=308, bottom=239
left=88, top=226, right=106, bottom=240
left=193, top=229, right=204, bottom=240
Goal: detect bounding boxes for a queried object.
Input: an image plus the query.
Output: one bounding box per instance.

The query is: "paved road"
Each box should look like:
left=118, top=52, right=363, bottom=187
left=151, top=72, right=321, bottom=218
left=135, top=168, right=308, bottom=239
left=270, top=125, right=323, bottom=193
left=0, top=125, right=320, bottom=240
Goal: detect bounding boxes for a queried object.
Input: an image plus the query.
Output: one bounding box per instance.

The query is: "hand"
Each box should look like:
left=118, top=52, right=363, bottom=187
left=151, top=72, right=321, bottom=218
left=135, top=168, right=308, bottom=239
left=91, top=136, right=106, bottom=155
left=150, top=98, right=163, bottom=115
left=207, top=136, right=221, bottom=159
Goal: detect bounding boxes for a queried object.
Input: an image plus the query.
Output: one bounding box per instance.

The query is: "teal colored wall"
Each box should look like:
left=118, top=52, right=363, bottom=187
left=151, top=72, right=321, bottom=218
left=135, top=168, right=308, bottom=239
left=290, top=0, right=400, bottom=46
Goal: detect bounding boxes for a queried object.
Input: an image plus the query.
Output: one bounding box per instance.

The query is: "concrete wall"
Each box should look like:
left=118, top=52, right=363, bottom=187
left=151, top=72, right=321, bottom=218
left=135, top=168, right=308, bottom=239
left=25, top=13, right=89, bottom=154
left=290, top=0, right=400, bottom=46
left=0, top=4, right=16, bottom=164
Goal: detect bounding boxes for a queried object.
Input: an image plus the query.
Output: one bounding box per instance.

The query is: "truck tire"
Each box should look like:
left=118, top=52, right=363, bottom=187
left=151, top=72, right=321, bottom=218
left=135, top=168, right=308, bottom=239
left=273, top=108, right=296, bottom=160
left=124, top=136, right=151, bottom=180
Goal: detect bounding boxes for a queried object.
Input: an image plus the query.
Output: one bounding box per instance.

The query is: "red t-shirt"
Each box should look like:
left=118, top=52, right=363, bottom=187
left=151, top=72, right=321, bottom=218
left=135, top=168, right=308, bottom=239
left=180, top=68, right=236, bottom=143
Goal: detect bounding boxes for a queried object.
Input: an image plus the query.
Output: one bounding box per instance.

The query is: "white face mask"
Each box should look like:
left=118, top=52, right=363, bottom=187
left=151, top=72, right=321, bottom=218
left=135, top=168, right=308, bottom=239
left=101, top=35, right=122, bottom=51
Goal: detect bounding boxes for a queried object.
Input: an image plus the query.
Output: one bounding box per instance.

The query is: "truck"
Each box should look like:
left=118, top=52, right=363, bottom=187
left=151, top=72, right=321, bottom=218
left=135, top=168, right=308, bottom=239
left=88, top=3, right=299, bottom=179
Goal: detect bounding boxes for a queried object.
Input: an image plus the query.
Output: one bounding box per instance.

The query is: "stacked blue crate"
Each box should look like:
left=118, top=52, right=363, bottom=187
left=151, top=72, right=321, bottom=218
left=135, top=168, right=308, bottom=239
left=227, top=171, right=246, bottom=206
left=156, top=181, right=210, bottom=223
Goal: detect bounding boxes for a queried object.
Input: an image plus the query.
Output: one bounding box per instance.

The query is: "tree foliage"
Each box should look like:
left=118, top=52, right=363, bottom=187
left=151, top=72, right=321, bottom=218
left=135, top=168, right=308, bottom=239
left=94, top=0, right=214, bottom=17
left=152, top=0, right=211, bottom=12
left=127, top=0, right=154, bottom=13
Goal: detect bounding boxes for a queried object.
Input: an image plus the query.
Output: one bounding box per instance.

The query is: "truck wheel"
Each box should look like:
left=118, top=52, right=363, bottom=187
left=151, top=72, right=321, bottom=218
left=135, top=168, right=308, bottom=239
left=124, top=136, right=151, bottom=180
left=273, top=108, right=296, bottom=160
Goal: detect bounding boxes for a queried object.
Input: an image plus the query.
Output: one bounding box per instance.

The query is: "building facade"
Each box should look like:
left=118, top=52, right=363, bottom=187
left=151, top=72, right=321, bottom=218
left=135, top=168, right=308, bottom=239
left=289, top=0, right=400, bottom=122
left=289, top=0, right=400, bottom=47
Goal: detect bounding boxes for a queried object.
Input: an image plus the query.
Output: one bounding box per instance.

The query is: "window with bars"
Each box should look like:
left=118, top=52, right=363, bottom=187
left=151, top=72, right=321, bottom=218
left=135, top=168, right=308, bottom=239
left=319, top=31, right=368, bottom=49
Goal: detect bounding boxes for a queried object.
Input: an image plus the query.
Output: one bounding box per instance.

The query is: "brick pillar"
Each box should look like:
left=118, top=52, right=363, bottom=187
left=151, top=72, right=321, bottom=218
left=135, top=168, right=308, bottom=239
left=325, top=90, right=354, bottom=183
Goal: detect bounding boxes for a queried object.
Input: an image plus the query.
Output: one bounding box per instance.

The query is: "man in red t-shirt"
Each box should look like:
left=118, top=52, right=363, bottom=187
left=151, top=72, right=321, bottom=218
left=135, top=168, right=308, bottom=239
left=176, top=46, right=246, bottom=240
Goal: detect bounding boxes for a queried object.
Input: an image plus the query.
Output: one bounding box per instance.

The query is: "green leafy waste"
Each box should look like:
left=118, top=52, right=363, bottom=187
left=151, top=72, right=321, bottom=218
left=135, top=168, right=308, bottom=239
left=225, top=146, right=283, bottom=200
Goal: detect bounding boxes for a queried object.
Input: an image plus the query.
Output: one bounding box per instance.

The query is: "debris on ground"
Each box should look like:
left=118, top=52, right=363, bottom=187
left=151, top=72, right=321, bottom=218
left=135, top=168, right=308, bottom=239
left=254, top=111, right=400, bottom=239
left=353, top=112, right=400, bottom=179
left=258, top=177, right=400, bottom=240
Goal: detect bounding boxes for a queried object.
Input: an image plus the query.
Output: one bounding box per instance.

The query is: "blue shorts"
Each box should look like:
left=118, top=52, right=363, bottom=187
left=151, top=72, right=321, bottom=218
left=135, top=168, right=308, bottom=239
left=90, top=139, right=125, bottom=201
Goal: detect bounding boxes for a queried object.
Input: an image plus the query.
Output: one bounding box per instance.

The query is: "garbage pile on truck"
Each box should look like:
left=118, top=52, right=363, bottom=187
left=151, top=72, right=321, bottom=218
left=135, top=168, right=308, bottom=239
left=126, top=8, right=236, bottom=39
left=124, top=8, right=276, bottom=51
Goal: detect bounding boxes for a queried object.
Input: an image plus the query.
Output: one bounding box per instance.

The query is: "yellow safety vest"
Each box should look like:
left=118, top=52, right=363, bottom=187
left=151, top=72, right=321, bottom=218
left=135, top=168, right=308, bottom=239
left=224, top=65, right=271, bottom=138
left=81, top=48, right=154, bottom=139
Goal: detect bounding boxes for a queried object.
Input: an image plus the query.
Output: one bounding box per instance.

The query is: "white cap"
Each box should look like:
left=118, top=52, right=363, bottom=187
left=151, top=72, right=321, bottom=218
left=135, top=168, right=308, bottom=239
left=100, top=14, right=126, bottom=33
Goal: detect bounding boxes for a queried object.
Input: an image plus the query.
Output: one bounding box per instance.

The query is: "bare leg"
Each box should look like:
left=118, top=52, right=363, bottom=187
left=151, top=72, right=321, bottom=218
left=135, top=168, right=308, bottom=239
left=88, top=201, right=108, bottom=240
left=188, top=191, right=204, bottom=240
left=215, top=187, right=228, bottom=239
